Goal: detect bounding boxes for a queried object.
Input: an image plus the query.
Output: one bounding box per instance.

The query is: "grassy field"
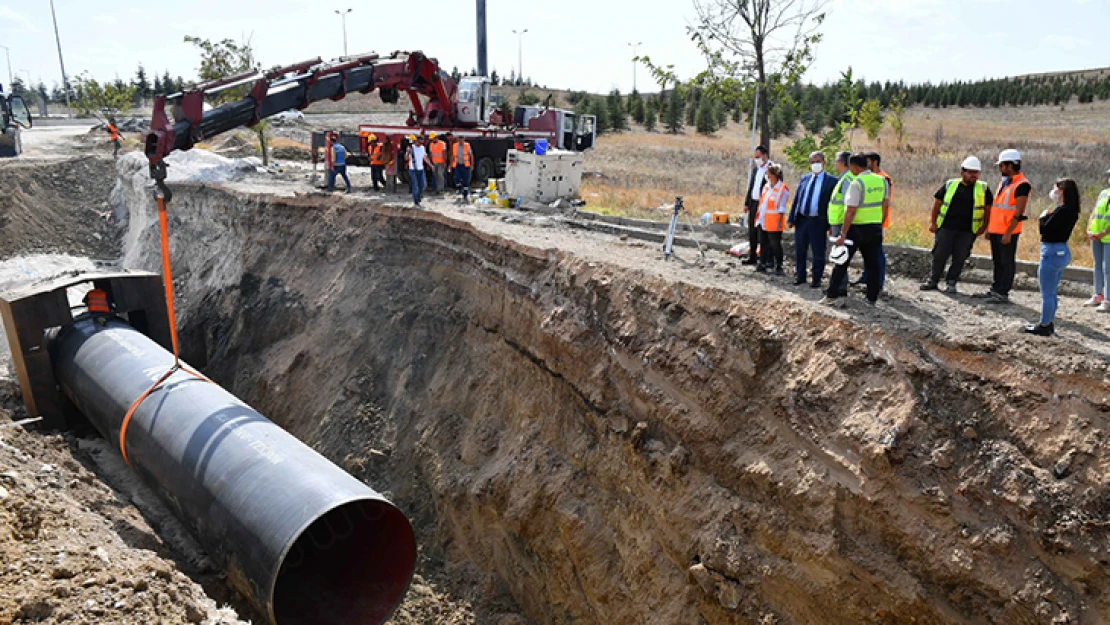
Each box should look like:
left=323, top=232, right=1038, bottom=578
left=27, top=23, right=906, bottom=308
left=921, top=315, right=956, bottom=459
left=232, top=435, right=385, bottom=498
left=581, top=99, right=1110, bottom=267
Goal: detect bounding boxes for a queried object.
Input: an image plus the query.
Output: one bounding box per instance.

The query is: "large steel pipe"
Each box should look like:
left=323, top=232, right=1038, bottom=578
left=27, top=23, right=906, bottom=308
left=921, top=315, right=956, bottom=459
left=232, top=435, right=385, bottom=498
left=50, top=318, right=415, bottom=625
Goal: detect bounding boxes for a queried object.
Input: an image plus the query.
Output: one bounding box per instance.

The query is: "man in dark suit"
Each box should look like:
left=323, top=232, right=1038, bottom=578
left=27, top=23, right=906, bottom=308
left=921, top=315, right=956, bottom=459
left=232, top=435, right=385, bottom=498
left=742, top=145, right=770, bottom=265
left=788, top=151, right=839, bottom=288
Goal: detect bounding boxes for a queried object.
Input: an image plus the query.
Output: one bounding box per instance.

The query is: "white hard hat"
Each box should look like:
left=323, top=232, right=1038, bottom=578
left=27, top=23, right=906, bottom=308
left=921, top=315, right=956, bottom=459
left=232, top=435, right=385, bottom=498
left=961, top=156, right=982, bottom=171
left=996, top=148, right=1022, bottom=164
left=830, top=245, right=850, bottom=266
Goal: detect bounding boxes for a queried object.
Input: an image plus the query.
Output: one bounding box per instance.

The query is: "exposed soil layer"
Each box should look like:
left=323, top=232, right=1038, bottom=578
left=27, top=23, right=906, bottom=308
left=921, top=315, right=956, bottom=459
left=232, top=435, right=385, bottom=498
left=111, top=175, right=1110, bottom=625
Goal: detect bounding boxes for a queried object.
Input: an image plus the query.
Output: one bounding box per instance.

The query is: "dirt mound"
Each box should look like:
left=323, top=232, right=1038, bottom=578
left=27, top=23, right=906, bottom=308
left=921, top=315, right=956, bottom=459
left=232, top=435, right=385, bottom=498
left=107, top=176, right=1109, bottom=624
left=271, top=145, right=311, bottom=161
left=0, top=156, right=121, bottom=260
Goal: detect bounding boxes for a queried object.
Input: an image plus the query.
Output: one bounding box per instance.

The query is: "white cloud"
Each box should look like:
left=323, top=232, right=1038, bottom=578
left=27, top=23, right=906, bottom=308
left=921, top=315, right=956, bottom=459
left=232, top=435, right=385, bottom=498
left=0, top=7, right=37, bottom=32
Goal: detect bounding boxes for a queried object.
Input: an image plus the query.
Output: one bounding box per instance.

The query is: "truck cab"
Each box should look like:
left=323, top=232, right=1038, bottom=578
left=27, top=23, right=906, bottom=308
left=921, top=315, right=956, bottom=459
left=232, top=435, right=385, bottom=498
left=455, top=76, right=492, bottom=126
left=0, top=86, right=32, bottom=157
left=513, top=105, right=596, bottom=151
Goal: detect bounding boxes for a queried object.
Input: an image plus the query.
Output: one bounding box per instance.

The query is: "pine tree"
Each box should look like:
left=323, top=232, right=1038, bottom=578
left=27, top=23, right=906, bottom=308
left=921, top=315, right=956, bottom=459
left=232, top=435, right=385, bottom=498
left=643, top=104, right=657, bottom=132
left=162, top=71, right=174, bottom=94
left=695, top=96, right=717, bottom=135
left=665, top=88, right=683, bottom=134
left=133, top=64, right=151, bottom=104
left=631, top=93, right=645, bottom=124
left=608, top=89, right=628, bottom=131
left=589, top=97, right=611, bottom=134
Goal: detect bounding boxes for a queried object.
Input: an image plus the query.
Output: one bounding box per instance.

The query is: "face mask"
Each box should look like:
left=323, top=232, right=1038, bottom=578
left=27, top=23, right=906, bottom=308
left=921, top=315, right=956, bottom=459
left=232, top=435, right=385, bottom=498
left=810, top=163, right=824, bottom=174
left=1049, top=188, right=1061, bottom=203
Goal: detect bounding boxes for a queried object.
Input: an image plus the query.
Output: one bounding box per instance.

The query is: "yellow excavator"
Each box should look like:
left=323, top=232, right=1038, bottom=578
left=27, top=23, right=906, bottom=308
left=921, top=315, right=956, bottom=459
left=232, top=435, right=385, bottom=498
left=0, top=84, right=32, bottom=157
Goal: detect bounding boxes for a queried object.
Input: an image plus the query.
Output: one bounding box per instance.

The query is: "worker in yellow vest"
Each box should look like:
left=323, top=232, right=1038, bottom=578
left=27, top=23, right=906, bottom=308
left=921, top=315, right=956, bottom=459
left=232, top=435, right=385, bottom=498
left=855, top=152, right=892, bottom=291
left=823, top=153, right=890, bottom=307
left=754, top=163, right=790, bottom=275
left=922, top=156, right=993, bottom=294
left=974, top=148, right=1031, bottom=303
left=1085, top=173, right=1110, bottom=312
left=826, top=151, right=854, bottom=297
left=428, top=132, right=448, bottom=194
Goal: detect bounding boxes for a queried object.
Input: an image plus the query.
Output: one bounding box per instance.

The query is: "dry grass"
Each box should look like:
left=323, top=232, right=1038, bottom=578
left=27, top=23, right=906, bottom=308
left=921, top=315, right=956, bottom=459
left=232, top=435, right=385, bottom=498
left=582, top=100, right=1110, bottom=267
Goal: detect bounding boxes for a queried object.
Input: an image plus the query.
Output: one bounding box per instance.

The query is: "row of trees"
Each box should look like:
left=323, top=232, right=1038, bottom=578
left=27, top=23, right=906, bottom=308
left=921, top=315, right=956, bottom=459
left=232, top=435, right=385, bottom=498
left=11, top=64, right=187, bottom=112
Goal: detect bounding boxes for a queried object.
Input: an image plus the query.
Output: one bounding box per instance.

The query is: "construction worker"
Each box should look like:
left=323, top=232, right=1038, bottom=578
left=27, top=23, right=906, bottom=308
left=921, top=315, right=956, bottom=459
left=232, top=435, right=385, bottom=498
left=922, top=156, right=992, bottom=293
left=741, top=145, right=770, bottom=265
left=325, top=133, right=352, bottom=193
left=368, top=135, right=387, bottom=191
left=825, top=151, right=854, bottom=297
left=1026, top=178, right=1081, bottom=336
left=428, top=132, right=448, bottom=194
left=83, top=287, right=112, bottom=314
left=107, top=118, right=121, bottom=158
left=382, top=138, right=397, bottom=193
left=1084, top=171, right=1110, bottom=312
left=405, top=135, right=433, bottom=207
left=856, top=152, right=892, bottom=290
left=975, top=148, right=1031, bottom=303
left=754, top=163, right=790, bottom=275
left=788, top=151, right=838, bottom=288
left=822, top=153, right=890, bottom=307
left=451, top=135, right=475, bottom=201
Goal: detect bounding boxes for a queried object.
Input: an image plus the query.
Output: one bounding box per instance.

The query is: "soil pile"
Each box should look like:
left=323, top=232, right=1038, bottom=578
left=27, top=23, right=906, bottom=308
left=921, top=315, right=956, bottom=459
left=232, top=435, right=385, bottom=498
left=110, top=174, right=1109, bottom=624
left=0, top=156, right=121, bottom=260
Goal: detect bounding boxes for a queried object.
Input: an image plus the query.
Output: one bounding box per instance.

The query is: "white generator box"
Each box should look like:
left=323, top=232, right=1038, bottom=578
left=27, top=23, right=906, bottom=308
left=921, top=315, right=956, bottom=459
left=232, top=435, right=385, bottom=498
left=504, top=149, right=584, bottom=203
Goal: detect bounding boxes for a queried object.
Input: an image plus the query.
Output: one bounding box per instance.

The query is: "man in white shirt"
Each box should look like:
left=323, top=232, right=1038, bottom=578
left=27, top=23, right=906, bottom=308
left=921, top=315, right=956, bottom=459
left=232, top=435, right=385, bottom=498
left=406, top=135, right=433, bottom=207
left=742, top=145, right=770, bottom=265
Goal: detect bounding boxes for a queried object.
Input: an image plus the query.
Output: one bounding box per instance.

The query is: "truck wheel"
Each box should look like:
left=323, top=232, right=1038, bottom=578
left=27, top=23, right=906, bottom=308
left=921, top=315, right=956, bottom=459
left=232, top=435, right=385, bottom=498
left=474, top=157, right=495, bottom=184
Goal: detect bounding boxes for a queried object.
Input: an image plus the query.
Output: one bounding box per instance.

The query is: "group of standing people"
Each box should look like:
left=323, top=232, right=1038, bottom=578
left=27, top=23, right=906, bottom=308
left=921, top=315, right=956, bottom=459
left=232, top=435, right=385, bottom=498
left=327, top=131, right=476, bottom=208
left=743, top=146, right=1110, bottom=338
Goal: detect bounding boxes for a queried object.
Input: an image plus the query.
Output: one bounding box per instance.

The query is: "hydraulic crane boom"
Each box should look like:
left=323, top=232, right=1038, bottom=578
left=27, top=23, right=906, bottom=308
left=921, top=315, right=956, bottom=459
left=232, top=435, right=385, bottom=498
left=142, top=51, right=456, bottom=168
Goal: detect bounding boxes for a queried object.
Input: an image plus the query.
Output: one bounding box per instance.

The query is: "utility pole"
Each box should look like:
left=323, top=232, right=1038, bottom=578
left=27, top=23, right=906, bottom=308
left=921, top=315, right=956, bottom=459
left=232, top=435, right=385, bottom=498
left=0, top=46, right=11, bottom=89
left=49, top=0, right=70, bottom=110
left=476, top=0, right=488, bottom=76
left=628, top=41, right=642, bottom=92
left=335, top=8, right=352, bottom=57
left=511, top=29, right=528, bottom=84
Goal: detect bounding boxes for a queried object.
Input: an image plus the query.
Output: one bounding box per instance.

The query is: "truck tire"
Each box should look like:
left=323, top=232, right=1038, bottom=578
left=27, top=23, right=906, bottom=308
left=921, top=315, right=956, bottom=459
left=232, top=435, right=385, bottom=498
left=474, top=157, right=495, bottom=184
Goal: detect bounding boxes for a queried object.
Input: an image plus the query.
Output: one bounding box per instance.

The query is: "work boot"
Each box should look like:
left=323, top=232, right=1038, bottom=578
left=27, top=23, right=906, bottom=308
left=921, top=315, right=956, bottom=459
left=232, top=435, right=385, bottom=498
left=919, top=281, right=938, bottom=291
left=741, top=258, right=758, bottom=266
left=774, top=267, right=785, bottom=276
left=942, top=282, right=958, bottom=294
left=1023, top=322, right=1055, bottom=336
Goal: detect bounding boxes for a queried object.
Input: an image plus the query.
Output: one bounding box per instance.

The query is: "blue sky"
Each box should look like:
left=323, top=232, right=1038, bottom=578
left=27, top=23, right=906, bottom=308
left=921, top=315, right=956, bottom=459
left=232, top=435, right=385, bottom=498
left=0, top=0, right=1105, bottom=94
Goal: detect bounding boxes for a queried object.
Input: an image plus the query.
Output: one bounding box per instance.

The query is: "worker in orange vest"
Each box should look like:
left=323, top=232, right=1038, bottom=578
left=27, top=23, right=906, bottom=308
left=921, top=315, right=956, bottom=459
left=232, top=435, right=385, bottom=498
left=449, top=133, right=475, bottom=201
left=974, top=148, right=1031, bottom=303
left=368, top=134, right=387, bottom=191
left=753, top=162, right=790, bottom=275
left=428, top=132, right=448, bottom=194
left=83, top=288, right=113, bottom=314
left=106, top=118, right=121, bottom=158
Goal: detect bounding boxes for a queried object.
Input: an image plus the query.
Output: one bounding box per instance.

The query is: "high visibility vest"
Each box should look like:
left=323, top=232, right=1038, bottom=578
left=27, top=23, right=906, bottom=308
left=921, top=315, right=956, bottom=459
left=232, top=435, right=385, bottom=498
left=451, top=142, right=473, bottom=169
left=850, top=172, right=886, bottom=226
left=429, top=140, right=447, bottom=164
left=370, top=144, right=385, bottom=166
left=1088, top=188, right=1110, bottom=243
left=756, top=182, right=789, bottom=233
left=829, top=172, right=855, bottom=226
left=86, top=289, right=111, bottom=313
left=988, top=172, right=1030, bottom=235
left=108, top=124, right=119, bottom=141
left=877, top=170, right=894, bottom=228
left=937, top=179, right=988, bottom=232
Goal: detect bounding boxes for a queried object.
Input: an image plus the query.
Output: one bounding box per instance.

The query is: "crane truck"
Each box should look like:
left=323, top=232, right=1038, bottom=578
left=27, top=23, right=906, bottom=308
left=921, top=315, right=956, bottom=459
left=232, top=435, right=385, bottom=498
left=0, top=85, right=33, bottom=157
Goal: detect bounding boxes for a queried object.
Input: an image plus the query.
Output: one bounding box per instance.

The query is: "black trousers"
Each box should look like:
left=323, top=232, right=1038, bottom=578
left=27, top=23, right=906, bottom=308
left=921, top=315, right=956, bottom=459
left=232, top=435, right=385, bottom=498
left=930, top=228, right=977, bottom=285
left=989, top=233, right=1020, bottom=296
left=746, top=199, right=761, bottom=261
left=371, top=165, right=386, bottom=189
left=760, top=230, right=783, bottom=268
left=828, top=224, right=884, bottom=302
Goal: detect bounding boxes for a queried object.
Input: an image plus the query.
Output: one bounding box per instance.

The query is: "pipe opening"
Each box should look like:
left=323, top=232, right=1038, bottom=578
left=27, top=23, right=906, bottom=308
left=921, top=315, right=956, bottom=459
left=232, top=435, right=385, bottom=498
left=273, top=499, right=416, bottom=625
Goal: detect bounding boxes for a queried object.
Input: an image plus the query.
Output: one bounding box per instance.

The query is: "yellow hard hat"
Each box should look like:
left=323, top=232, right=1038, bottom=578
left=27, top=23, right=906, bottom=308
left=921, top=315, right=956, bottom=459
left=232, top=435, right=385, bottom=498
left=407, top=134, right=415, bottom=141
left=429, top=132, right=437, bottom=139
left=368, top=134, right=377, bottom=141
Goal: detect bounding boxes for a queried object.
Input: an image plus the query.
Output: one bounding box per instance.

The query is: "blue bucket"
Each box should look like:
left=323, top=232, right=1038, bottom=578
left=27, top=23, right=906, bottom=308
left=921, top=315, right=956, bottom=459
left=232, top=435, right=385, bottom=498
left=535, top=139, right=548, bottom=155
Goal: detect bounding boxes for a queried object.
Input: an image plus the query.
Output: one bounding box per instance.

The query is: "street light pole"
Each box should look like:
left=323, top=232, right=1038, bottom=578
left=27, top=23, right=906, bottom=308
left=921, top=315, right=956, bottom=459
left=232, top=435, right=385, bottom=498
left=49, top=0, right=70, bottom=110
left=335, top=8, right=352, bottom=57
left=0, top=46, right=11, bottom=89
left=511, top=28, right=528, bottom=84
left=628, top=41, right=642, bottom=92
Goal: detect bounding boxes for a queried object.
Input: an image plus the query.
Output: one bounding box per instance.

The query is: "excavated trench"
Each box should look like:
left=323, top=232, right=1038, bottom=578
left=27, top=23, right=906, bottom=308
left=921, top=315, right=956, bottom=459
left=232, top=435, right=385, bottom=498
left=111, top=161, right=1110, bottom=625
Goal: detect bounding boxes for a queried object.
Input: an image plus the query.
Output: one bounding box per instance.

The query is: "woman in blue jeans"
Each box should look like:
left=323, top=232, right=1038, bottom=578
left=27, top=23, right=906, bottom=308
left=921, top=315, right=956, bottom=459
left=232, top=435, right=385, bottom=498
left=1025, top=178, right=1080, bottom=336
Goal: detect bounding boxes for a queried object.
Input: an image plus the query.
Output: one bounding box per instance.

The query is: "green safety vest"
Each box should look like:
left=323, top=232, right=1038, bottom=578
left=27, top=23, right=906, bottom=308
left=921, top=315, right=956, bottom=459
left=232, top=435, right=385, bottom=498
left=829, top=172, right=854, bottom=226
left=937, top=179, right=987, bottom=232
left=1089, top=189, right=1110, bottom=243
left=850, top=172, right=886, bottom=225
